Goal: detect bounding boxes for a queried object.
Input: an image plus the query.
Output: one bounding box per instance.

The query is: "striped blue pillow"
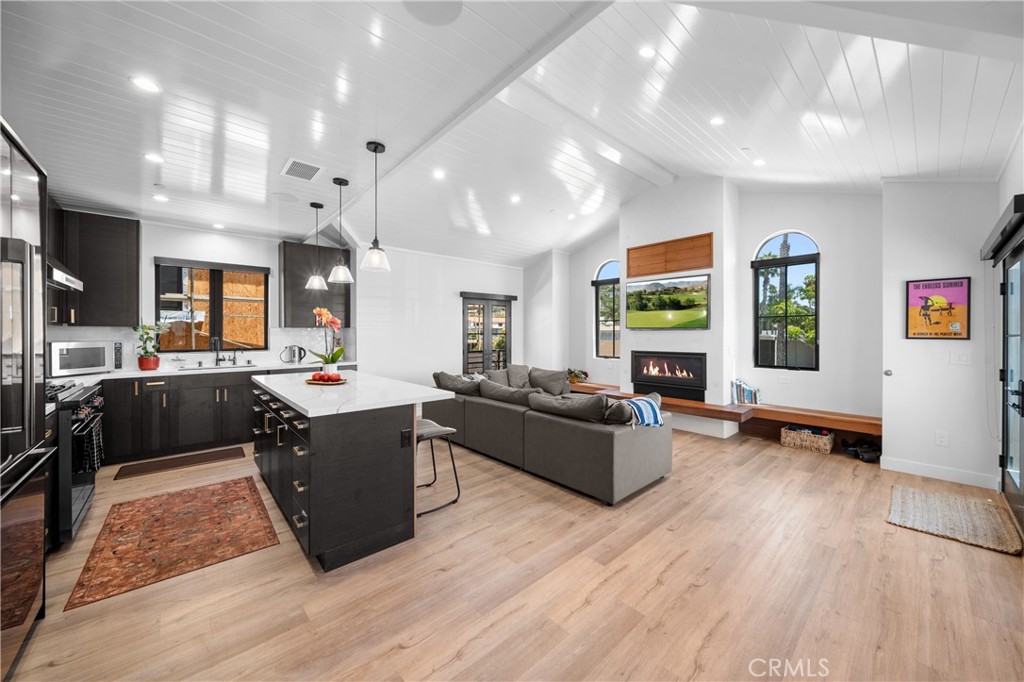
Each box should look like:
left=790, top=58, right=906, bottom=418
left=624, top=396, right=664, bottom=427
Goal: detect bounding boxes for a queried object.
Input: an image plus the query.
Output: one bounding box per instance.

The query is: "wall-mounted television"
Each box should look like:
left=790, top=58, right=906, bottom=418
left=625, top=275, right=709, bottom=329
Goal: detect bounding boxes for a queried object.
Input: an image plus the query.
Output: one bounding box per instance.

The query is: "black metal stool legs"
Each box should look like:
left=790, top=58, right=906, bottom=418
left=416, top=438, right=438, bottom=489
left=416, top=436, right=460, bottom=517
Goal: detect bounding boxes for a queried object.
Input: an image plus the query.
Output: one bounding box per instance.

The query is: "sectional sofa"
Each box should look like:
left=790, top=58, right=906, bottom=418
left=424, top=365, right=672, bottom=505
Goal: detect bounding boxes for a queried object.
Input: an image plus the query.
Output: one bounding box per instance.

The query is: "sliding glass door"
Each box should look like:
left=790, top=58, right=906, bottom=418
left=1003, top=248, right=1023, bottom=528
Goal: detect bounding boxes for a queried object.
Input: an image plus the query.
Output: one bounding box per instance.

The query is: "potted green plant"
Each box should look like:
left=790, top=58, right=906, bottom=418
left=309, top=307, right=345, bottom=373
left=567, top=368, right=589, bottom=384
left=133, top=323, right=170, bottom=371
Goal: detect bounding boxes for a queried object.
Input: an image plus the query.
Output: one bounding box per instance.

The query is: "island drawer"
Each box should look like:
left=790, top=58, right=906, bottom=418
left=290, top=498, right=310, bottom=553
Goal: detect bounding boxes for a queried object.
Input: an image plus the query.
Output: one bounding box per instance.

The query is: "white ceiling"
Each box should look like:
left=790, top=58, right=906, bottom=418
left=2, top=1, right=1021, bottom=266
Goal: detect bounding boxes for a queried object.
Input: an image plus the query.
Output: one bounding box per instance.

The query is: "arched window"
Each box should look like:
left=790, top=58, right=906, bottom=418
left=753, top=232, right=819, bottom=370
left=593, top=260, right=620, bottom=359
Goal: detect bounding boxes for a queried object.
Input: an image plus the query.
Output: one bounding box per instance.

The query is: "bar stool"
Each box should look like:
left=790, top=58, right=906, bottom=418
left=415, top=418, right=461, bottom=517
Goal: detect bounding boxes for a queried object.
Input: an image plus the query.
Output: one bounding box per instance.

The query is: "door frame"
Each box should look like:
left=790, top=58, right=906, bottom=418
left=1002, top=246, right=1024, bottom=529
left=460, top=291, right=516, bottom=374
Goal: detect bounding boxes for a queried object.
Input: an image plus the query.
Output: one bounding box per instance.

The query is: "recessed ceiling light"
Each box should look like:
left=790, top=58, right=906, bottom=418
left=212, top=223, right=224, bottom=229
left=568, top=214, right=576, bottom=221
left=638, top=46, right=656, bottom=59
left=510, top=194, right=521, bottom=204
left=144, top=153, right=164, bottom=163
left=753, top=158, right=766, bottom=167
left=153, top=194, right=169, bottom=202
left=10, top=194, right=19, bottom=202
left=131, top=76, right=161, bottom=93
left=710, top=116, right=724, bottom=126
left=432, top=168, right=446, bottom=180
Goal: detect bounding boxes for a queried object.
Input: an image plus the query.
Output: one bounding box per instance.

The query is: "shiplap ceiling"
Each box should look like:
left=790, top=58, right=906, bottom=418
left=2, top=1, right=1021, bottom=266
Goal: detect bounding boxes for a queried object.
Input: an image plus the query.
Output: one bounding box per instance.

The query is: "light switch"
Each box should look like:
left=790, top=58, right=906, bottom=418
left=950, top=351, right=971, bottom=366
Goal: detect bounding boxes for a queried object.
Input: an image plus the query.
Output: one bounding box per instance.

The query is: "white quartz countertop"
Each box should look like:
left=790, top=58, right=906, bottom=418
left=253, top=370, right=453, bottom=418
left=64, top=361, right=358, bottom=386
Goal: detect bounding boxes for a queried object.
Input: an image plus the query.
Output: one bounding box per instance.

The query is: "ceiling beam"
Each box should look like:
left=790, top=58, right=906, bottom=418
left=495, top=80, right=676, bottom=187
left=689, top=1, right=1023, bottom=62
left=309, top=1, right=614, bottom=245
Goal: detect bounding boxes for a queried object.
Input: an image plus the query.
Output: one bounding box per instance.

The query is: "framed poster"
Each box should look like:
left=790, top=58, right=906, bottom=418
left=906, top=277, right=971, bottom=340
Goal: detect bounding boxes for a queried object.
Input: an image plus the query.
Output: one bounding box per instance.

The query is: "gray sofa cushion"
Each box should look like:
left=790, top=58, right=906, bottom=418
left=479, top=378, right=542, bottom=406
left=604, top=400, right=633, bottom=424
left=434, top=371, right=481, bottom=396
left=484, top=368, right=510, bottom=386
left=529, top=367, right=569, bottom=396
left=507, top=364, right=531, bottom=389
left=464, top=396, right=528, bottom=467
left=528, top=393, right=607, bottom=423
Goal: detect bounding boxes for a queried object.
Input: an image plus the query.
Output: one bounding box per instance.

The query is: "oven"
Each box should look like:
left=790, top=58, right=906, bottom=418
left=47, top=341, right=122, bottom=377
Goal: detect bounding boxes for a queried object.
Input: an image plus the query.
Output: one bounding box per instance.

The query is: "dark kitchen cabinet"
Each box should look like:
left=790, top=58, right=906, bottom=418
left=102, top=378, right=142, bottom=462
left=172, top=371, right=254, bottom=449
left=174, top=384, right=219, bottom=451
left=279, top=241, right=351, bottom=328
left=141, top=382, right=172, bottom=457
left=64, top=211, right=140, bottom=326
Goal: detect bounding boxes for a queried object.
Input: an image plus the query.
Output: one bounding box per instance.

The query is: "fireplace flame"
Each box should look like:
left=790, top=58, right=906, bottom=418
left=643, top=360, right=693, bottom=378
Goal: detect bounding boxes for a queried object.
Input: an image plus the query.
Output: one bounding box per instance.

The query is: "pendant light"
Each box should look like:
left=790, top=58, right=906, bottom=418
left=360, top=140, right=391, bottom=272
left=304, top=201, right=328, bottom=290
left=328, top=177, right=355, bottom=284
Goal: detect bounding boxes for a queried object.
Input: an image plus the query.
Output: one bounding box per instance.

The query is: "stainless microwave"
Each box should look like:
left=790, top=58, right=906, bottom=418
left=48, top=341, right=122, bottom=377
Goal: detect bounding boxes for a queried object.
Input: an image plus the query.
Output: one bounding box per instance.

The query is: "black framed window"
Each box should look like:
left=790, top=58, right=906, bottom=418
left=593, top=260, right=620, bottom=359
left=752, top=233, right=819, bottom=370
left=155, top=258, right=270, bottom=352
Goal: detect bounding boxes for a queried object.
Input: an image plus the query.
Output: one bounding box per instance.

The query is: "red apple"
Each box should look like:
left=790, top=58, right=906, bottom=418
left=312, top=372, right=323, bottom=382
left=329, top=372, right=341, bottom=383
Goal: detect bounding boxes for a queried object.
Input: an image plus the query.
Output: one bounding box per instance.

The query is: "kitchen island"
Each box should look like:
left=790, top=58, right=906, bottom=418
left=251, top=370, right=451, bottom=571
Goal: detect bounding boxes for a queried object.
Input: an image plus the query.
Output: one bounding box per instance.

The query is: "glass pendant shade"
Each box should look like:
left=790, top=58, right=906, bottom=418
left=360, top=240, right=391, bottom=272
left=328, top=264, right=354, bottom=283
left=305, top=274, right=328, bottom=290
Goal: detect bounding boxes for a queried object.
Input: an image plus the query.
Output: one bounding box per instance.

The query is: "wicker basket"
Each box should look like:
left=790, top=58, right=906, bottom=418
left=780, top=425, right=834, bottom=454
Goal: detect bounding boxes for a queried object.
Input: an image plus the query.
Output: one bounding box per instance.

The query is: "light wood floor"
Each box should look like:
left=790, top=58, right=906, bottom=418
left=12, top=431, right=1023, bottom=681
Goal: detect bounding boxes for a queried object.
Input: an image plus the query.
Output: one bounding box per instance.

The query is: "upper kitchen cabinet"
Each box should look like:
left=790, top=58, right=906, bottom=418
left=55, top=210, right=140, bottom=327
left=279, top=241, right=351, bottom=328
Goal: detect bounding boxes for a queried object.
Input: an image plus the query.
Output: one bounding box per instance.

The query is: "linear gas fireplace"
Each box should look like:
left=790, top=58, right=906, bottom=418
left=631, top=351, right=706, bottom=401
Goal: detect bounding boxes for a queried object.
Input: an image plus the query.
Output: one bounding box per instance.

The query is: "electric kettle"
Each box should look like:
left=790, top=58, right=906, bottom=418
left=280, top=345, right=306, bottom=363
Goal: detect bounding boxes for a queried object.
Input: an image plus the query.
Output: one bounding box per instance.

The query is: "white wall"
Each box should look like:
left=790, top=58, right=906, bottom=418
left=736, top=191, right=884, bottom=415
left=999, top=130, right=1023, bottom=207
left=524, top=250, right=569, bottom=370
left=356, top=246, right=523, bottom=385
left=881, top=182, right=1001, bottom=488
left=567, top=227, right=620, bottom=384
left=620, top=177, right=736, bottom=437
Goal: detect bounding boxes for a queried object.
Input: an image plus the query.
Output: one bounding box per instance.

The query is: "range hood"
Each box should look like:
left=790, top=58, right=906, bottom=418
left=47, top=258, right=83, bottom=291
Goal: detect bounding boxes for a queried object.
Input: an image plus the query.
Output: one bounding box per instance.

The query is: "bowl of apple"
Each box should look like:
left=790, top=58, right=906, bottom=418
left=306, top=371, right=347, bottom=386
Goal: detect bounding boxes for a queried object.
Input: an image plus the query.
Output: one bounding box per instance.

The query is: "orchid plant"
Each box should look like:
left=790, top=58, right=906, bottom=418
left=310, top=307, right=345, bottom=364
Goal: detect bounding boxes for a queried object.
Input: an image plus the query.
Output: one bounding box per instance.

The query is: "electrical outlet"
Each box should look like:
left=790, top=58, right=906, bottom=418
left=400, top=428, right=412, bottom=448
left=934, top=431, right=949, bottom=447
left=777, top=374, right=791, bottom=384
left=950, top=351, right=971, bottom=365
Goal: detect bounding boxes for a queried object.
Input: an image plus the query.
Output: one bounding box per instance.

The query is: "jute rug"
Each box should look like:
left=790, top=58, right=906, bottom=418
left=114, top=446, right=246, bottom=480
left=65, top=476, right=278, bottom=610
left=887, top=485, right=1022, bottom=555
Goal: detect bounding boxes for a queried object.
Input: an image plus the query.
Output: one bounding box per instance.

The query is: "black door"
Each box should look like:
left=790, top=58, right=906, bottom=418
left=462, top=298, right=510, bottom=373
left=1002, top=247, right=1024, bottom=528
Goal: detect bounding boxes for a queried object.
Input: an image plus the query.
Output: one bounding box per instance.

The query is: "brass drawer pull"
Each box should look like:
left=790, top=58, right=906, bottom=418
left=291, top=513, right=308, bottom=529
left=251, top=388, right=261, bottom=395
left=146, top=381, right=166, bottom=386
left=276, top=425, right=285, bottom=447
left=259, top=394, right=270, bottom=400
left=280, top=409, right=297, bottom=419
left=253, top=451, right=260, bottom=459
left=292, top=480, right=307, bottom=493
left=263, top=413, right=272, bottom=433
left=251, top=427, right=261, bottom=437
left=252, top=405, right=263, bottom=413
left=292, top=420, right=309, bottom=430
left=292, top=445, right=307, bottom=457
left=268, top=401, right=282, bottom=409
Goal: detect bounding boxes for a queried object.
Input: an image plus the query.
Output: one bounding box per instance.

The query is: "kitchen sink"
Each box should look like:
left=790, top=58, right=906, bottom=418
left=178, top=364, right=255, bottom=371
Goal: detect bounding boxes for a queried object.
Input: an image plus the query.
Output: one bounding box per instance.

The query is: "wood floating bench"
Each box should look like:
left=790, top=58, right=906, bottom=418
left=569, top=383, right=881, bottom=435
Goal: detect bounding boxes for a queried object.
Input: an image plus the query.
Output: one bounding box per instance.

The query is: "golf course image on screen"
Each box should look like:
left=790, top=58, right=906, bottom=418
left=625, top=275, right=709, bottom=329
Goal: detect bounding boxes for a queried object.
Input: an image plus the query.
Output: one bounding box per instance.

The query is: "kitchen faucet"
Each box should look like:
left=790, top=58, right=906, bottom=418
left=211, top=337, right=226, bottom=367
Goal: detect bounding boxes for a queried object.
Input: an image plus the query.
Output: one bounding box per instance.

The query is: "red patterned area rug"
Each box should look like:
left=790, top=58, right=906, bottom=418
left=65, top=476, right=278, bottom=611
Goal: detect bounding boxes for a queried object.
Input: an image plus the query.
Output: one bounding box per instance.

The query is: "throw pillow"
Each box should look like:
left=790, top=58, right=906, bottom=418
left=435, top=371, right=481, bottom=396
left=479, top=378, right=542, bottom=406
left=529, top=367, right=569, bottom=396
left=604, top=400, right=633, bottom=424
left=507, top=364, right=531, bottom=389
left=484, top=368, right=510, bottom=386
left=528, top=393, right=607, bottom=422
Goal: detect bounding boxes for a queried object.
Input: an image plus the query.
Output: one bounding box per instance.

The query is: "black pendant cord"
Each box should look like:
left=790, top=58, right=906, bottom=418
left=373, top=149, right=379, bottom=245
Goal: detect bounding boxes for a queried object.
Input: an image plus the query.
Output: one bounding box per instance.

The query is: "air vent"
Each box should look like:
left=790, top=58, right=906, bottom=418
left=280, top=158, right=322, bottom=181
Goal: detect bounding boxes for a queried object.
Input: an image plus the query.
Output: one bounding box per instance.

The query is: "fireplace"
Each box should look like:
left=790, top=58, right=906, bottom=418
left=631, top=351, right=706, bottom=402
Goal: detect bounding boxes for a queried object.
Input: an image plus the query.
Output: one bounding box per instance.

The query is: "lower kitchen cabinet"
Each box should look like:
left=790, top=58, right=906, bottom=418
left=102, top=369, right=261, bottom=463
